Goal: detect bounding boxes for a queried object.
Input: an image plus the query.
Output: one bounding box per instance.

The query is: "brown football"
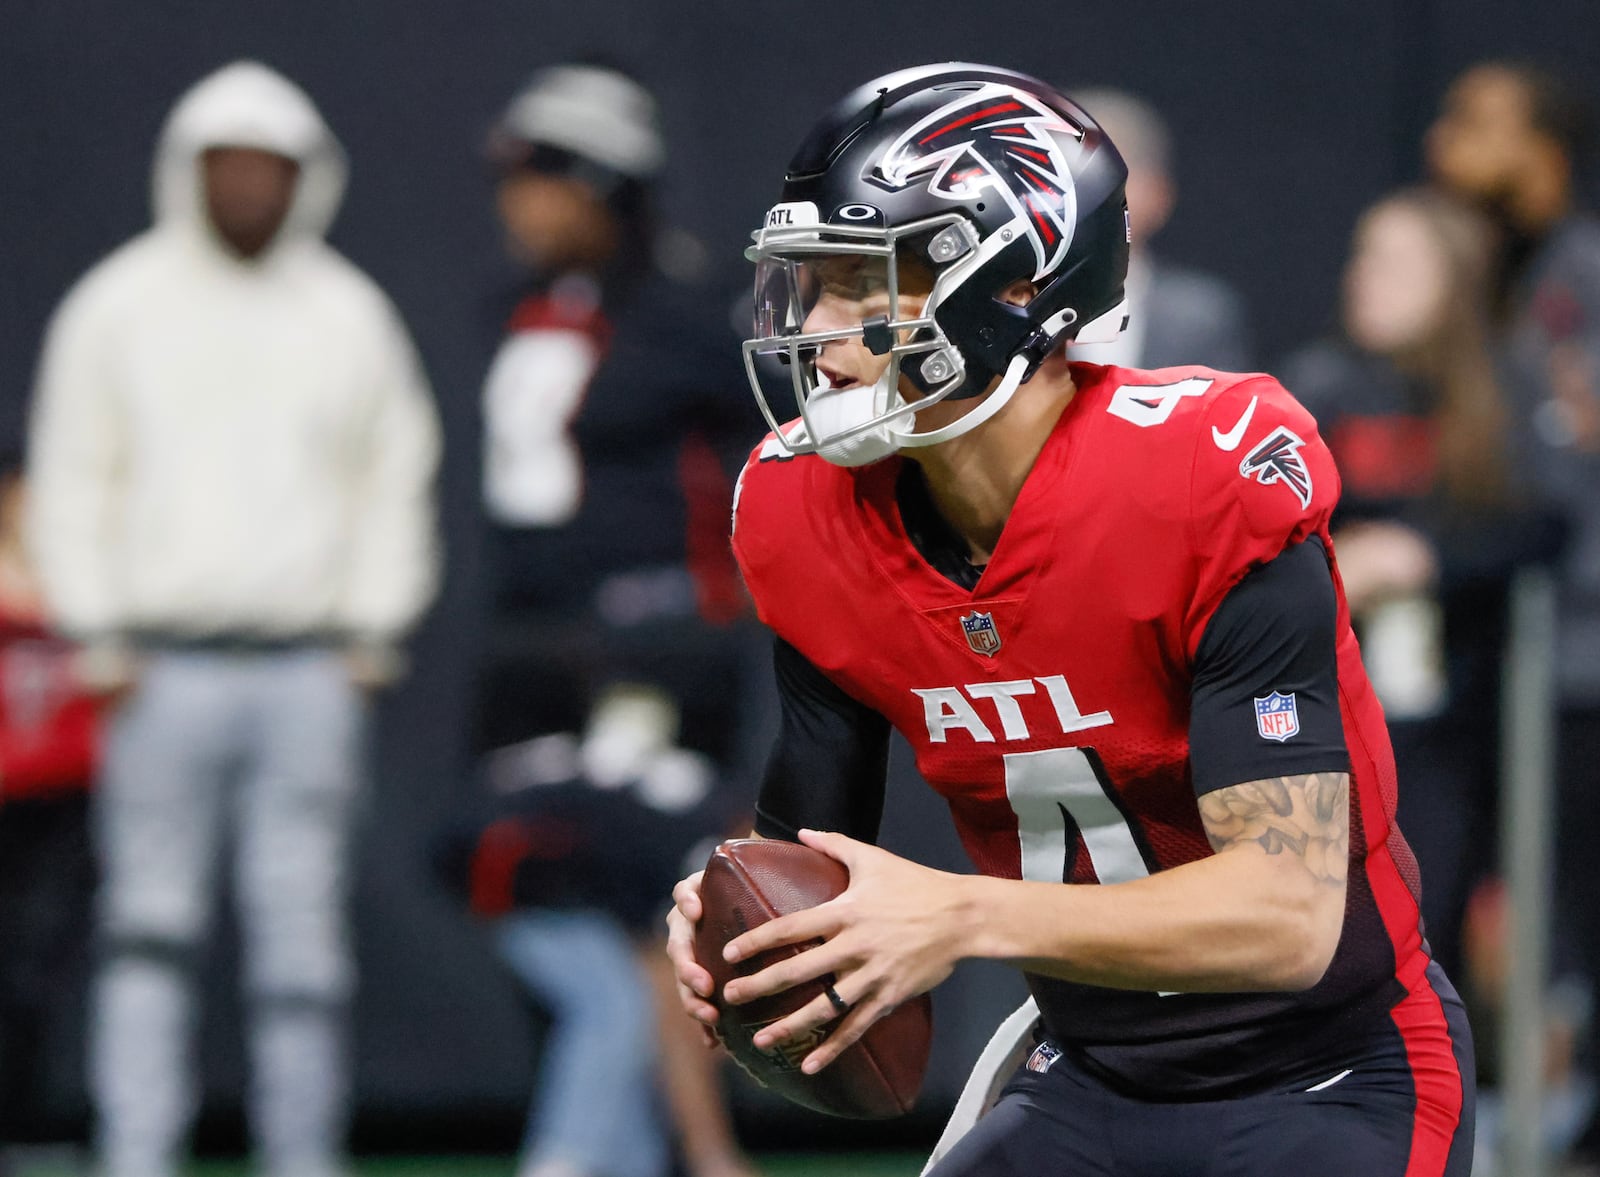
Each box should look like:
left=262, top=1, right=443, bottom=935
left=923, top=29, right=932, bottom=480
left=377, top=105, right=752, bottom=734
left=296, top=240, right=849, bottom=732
left=694, top=838, right=933, bottom=1119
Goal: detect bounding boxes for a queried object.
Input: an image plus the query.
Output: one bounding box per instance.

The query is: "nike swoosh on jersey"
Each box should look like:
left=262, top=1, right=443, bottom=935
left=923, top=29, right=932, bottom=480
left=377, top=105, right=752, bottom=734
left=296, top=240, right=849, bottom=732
left=1211, top=396, right=1260, bottom=451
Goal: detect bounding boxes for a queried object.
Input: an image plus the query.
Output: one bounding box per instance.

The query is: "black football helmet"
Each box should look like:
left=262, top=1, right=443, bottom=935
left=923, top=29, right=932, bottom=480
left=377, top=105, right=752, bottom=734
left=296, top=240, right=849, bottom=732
left=745, top=63, right=1130, bottom=461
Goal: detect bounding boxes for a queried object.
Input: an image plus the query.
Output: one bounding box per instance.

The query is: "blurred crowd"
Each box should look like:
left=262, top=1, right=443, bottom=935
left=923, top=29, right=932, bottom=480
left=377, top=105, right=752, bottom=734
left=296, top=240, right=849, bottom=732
left=1, top=51, right=1598, bottom=1177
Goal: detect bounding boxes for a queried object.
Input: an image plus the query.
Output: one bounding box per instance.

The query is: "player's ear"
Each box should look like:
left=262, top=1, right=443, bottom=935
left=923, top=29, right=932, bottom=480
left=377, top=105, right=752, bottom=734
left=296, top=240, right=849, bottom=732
left=999, top=280, right=1038, bottom=308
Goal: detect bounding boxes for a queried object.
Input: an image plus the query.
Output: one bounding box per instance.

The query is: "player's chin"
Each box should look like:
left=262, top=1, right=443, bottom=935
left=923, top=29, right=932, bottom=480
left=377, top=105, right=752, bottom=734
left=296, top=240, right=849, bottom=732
left=896, top=374, right=931, bottom=403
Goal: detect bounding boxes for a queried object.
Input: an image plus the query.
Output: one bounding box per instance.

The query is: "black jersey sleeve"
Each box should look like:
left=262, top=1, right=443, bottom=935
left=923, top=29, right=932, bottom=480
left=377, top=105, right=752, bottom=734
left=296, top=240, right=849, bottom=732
left=1189, top=537, right=1352, bottom=796
left=754, top=637, right=891, bottom=843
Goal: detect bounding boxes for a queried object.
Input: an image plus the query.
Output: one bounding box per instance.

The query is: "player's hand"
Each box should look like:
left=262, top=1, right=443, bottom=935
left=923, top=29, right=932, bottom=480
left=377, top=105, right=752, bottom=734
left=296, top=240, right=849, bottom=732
left=720, top=828, right=971, bottom=1075
left=665, top=869, right=720, bottom=1043
left=91, top=675, right=141, bottom=711
left=73, top=642, right=142, bottom=709
left=343, top=644, right=401, bottom=693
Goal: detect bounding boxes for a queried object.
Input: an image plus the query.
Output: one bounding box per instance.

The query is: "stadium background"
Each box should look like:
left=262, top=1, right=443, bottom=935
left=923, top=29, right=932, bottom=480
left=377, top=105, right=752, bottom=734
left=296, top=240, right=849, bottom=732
left=3, top=0, right=1599, bottom=1168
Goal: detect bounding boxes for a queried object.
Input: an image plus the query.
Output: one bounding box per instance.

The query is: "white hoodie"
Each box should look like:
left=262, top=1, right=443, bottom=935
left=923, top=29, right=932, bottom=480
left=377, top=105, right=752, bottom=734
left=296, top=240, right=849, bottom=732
left=28, top=62, right=441, bottom=657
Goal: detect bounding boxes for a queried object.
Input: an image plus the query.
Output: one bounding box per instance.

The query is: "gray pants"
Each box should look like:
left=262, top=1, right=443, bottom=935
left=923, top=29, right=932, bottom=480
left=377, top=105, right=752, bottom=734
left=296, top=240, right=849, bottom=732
left=91, top=649, right=364, bottom=1177
left=495, top=910, right=668, bottom=1177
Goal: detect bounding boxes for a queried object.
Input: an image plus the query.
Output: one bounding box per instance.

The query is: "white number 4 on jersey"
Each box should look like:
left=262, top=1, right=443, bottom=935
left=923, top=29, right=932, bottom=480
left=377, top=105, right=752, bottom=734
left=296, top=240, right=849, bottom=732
left=1105, top=378, right=1214, bottom=428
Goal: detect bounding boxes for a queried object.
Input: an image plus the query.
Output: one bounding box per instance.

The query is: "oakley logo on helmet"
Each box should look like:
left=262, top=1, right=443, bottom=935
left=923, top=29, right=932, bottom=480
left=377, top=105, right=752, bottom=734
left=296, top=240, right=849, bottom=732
left=874, top=86, right=1083, bottom=280
left=833, top=203, right=884, bottom=223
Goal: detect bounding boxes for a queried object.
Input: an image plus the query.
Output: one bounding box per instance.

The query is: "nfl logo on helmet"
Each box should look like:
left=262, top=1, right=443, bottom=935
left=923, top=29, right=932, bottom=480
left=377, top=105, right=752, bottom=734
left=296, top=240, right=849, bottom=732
left=960, top=611, right=1002, bottom=656
left=1254, top=691, right=1300, bottom=742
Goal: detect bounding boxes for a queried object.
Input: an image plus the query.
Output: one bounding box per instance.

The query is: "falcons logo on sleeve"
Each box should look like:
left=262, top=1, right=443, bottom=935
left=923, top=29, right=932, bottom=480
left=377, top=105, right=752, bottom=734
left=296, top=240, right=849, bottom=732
left=874, top=86, right=1083, bottom=280
left=1239, top=426, right=1314, bottom=507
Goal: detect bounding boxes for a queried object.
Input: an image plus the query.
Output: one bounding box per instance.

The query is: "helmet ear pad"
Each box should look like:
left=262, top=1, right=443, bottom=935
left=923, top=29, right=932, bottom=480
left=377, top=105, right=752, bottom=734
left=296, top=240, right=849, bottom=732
left=913, top=240, right=1037, bottom=399
left=916, top=196, right=1129, bottom=400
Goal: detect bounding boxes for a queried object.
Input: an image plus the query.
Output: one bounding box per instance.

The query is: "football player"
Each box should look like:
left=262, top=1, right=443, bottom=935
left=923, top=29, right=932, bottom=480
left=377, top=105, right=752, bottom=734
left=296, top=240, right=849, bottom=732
left=666, top=63, right=1474, bottom=1175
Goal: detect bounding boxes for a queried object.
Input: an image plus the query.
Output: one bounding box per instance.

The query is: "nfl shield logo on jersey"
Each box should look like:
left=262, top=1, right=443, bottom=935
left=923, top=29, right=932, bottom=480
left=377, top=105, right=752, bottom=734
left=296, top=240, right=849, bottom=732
left=1025, top=1041, right=1062, bottom=1073
left=959, top=611, right=1002, bottom=656
left=1254, top=691, right=1300, bottom=742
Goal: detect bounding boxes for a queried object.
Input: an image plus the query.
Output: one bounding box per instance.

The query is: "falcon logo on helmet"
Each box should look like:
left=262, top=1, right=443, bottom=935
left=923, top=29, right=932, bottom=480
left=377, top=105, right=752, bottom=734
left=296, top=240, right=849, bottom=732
left=875, top=87, right=1083, bottom=280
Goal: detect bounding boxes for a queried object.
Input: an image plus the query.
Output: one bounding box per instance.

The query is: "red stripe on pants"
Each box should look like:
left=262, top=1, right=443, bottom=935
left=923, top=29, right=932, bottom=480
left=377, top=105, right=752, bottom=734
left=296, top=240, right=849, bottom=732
left=1390, top=966, right=1465, bottom=1175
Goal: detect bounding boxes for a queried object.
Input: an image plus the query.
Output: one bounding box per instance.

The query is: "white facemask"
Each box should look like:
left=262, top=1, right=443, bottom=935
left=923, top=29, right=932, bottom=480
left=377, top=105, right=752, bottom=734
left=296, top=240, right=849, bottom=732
left=795, top=372, right=904, bottom=467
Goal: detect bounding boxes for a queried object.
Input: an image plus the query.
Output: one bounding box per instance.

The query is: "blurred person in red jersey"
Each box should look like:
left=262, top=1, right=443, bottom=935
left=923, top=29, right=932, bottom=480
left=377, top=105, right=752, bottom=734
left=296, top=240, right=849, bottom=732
left=461, top=61, right=762, bottom=1177
left=0, top=450, right=98, bottom=1175
left=1065, top=87, right=1254, bottom=372
left=1429, top=62, right=1600, bottom=1169
left=26, top=61, right=441, bottom=1177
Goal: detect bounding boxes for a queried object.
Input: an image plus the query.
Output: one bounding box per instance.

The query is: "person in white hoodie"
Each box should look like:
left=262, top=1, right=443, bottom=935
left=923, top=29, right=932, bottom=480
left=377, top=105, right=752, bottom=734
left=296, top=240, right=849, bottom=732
left=26, top=61, right=440, bottom=1177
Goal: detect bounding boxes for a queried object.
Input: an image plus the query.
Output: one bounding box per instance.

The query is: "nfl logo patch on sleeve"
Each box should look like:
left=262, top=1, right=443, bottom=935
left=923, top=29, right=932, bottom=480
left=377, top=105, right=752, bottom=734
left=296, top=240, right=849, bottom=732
left=1254, top=691, right=1300, bottom=742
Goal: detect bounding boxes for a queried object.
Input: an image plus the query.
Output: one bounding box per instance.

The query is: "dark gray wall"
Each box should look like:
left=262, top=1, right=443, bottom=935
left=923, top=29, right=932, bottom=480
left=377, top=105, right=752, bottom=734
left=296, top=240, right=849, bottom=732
left=4, top=0, right=1598, bottom=1149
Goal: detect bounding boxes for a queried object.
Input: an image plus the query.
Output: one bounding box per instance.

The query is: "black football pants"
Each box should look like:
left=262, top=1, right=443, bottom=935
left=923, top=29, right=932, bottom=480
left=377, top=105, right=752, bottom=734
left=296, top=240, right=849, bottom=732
left=928, top=963, right=1474, bottom=1177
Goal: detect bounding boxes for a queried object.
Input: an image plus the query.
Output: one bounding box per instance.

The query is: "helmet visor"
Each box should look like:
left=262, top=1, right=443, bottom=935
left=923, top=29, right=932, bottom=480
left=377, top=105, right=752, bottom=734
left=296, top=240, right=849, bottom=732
left=752, top=253, right=901, bottom=340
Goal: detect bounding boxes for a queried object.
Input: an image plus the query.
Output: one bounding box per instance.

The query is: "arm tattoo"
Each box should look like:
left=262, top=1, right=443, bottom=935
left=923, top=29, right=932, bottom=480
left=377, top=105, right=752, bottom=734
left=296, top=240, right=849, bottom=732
left=1197, top=773, right=1349, bottom=887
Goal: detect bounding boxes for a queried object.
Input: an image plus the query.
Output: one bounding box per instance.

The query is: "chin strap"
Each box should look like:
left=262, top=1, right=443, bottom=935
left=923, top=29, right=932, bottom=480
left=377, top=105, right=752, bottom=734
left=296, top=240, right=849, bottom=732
left=887, top=354, right=1032, bottom=450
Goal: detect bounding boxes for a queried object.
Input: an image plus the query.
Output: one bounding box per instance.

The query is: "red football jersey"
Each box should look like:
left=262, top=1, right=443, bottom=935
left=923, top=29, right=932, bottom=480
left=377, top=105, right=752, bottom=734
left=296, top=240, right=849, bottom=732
left=733, top=363, right=1432, bottom=1093
left=0, top=614, right=97, bottom=801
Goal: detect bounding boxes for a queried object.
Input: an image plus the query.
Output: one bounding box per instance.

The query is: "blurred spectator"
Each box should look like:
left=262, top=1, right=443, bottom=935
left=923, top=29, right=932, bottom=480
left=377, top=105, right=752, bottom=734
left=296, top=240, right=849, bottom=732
left=1283, top=188, right=1584, bottom=1166
left=476, top=63, right=758, bottom=766
left=1283, top=187, right=1561, bottom=982
left=26, top=61, right=440, bottom=1177
left=466, top=62, right=761, bottom=1177
left=1067, top=87, right=1254, bottom=370
left=1429, top=61, right=1600, bottom=1167
left=0, top=453, right=98, bottom=1172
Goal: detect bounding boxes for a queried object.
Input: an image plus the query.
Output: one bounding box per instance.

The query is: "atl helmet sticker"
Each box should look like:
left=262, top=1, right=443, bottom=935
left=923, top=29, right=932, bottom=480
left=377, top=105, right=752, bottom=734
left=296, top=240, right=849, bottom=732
left=874, top=85, right=1084, bottom=281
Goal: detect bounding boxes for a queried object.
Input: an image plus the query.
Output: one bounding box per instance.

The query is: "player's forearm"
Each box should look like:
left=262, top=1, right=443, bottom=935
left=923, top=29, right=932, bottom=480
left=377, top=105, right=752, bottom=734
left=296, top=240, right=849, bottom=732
left=960, top=849, right=1343, bottom=993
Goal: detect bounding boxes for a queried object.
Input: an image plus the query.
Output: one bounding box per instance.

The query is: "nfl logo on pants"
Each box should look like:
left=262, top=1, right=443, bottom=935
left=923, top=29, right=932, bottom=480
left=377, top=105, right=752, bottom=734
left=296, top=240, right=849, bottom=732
left=1254, top=691, right=1300, bottom=742
left=960, top=611, right=1002, bottom=656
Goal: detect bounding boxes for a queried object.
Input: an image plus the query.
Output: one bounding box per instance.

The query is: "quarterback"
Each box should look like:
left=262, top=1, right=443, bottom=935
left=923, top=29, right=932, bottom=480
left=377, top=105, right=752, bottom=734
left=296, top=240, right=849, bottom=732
left=666, top=64, right=1474, bottom=1175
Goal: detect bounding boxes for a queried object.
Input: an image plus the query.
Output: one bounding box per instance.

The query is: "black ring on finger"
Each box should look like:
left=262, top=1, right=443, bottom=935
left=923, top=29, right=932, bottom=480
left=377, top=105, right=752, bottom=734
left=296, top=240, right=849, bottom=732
left=823, top=982, right=851, bottom=1018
